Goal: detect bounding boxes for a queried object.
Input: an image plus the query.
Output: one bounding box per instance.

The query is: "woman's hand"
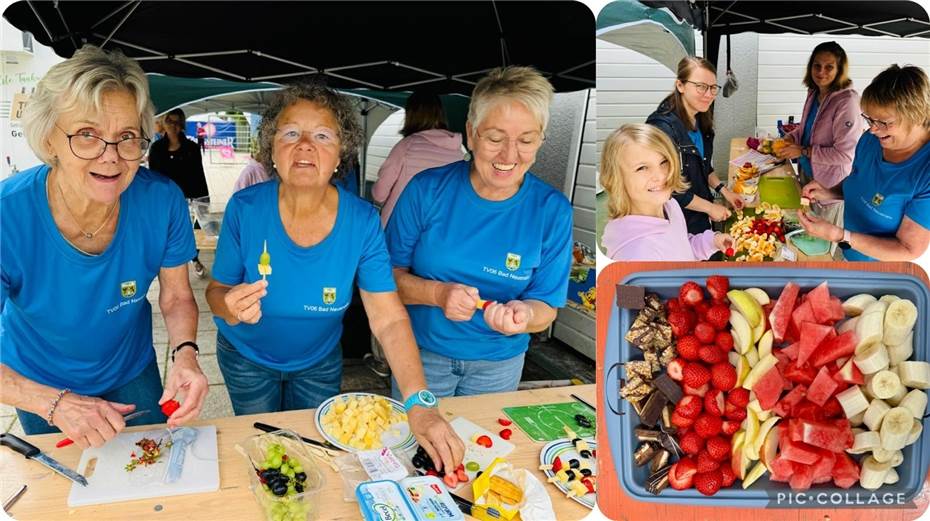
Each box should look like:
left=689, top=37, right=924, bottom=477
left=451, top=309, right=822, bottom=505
left=720, top=187, right=745, bottom=211
left=776, top=144, right=803, bottom=160
left=714, top=232, right=735, bottom=253
left=798, top=209, right=843, bottom=242
left=801, top=180, right=838, bottom=203
left=160, top=349, right=208, bottom=427
left=483, top=300, right=534, bottom=335
left=438, top=283, right=479, bottom=322
left=707, top=203, right=732, bottom=222
left=223, top=280, right=268, bottom=325
left=407, top=407, right=465, bottom=473
left=50, top=393, right=136, bottom=449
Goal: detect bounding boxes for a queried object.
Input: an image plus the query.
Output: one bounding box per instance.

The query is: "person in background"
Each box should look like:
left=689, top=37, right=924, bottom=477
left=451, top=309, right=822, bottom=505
left=196, top=122, right=207, bottom=154
left=1, top=45, right=208, bottom=443
left=600, top=124, right=733, bottom=260
left=372, top=90, right=463, bottom=227
left=647, top=56, right=740, bottom=236
left=232, top=136, right=270, bottom=192
left=149, top=108, right=210, bottom=277
left=776, top=41, right=864, bottom=246
left=800, top=64, right=930, bottom=261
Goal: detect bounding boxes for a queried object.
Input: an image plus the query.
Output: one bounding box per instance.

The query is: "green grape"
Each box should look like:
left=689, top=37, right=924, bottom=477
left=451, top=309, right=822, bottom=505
left=270, top=456, right=282, bottom=468
left=292, top=464, right=303, bottom=474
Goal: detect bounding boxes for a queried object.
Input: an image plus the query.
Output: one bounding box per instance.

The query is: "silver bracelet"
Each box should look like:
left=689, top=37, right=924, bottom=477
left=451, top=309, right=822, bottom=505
left=46, top=388, right=71, bottom=426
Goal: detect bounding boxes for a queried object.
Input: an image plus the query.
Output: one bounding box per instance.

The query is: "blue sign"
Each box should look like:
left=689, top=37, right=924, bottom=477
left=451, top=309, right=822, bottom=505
left=186, top=121, right=238, bottom=149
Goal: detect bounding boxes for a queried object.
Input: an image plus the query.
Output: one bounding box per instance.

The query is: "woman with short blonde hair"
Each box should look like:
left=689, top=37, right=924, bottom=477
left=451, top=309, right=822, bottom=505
left=600, top=124, right=732, bottom=261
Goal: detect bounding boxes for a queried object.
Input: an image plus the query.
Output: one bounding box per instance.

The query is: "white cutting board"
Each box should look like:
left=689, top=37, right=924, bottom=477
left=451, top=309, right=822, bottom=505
left=67, top=426, right=219, bottom=506
left=448, top=417, right=515, bottom=492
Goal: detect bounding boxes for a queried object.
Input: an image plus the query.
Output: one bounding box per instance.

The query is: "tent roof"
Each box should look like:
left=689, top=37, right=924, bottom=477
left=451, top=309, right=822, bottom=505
left=596, top=0, right=696, bottom=72
left=3, top=1, right=594, bottom=95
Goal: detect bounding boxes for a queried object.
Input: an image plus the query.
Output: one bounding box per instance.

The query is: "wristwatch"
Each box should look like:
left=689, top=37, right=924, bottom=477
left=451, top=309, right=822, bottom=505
left=714, top=182, right=726, bottom=194
left=403, top=389, right=438, bottom=412
left=171, top=341, right=200, bottom=362
left=837, top=229, right=853, bottom=251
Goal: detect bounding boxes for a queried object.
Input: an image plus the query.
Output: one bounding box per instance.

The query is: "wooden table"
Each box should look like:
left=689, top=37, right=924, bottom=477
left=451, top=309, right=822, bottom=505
left=194, top=229, right=218, bottom=252
left=726, top=138, right=835, bottom=262
left=596, top=261, right=930, bottom=521
left=1, top=386, right=594, bottom=520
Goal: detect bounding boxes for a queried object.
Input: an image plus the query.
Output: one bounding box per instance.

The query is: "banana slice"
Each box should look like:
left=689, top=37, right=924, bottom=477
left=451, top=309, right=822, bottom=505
left=879, top=295, right=901, bottom=304
left=868, top=370, right=903, bottom=400
left=907, top=419, right=923, bottom=446
left=883, top=299, right=918, bottom=346
left=847, top=430, right=881, bottom=454
left=855, top=344, right=890, bottom=375
left=860, top=455, right=892, bottom=490
left=899, top=389, right=929, bottom=419
left=898, top=361, right=930, bottom=390
left=872, top=446, right=896, bottom=463
left=843, top=293, right=877, bottom=316
left=838, top=316, right=860, bottom=335
left=863, top=399, right=891, bottom=431
left=863, top=300, right=889, bottom=316
left=884, top=468, right=900, bottom=485
left=856, top=311, right=885, bottom=354
left=891, top=450, right=904, bottom=467
left=849, top=410, right=866, bottom=427
left=887, top=333, right=914, bottom=366
left=879, top=407, right=913, bottom=451
left=836, top=385, right=870, bottom=418
left=886, top=383, right=908, bottom=406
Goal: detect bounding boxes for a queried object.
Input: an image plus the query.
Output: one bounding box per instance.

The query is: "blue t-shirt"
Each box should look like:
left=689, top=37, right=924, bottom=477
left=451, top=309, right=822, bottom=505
left=384, top=161, right=573, bottom=361
left=842, top=132, right=930, bottom=261
left=0, top=165, right=196, bottom=395
left=799, top=95, right=821, bottom=177
left=688, top=126, right=705, bottom=159
left=211, top=180, right=395, bottom=371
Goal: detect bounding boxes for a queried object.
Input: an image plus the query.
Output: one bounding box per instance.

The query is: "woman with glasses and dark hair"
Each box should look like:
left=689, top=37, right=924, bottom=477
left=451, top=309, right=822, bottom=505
left=384, top=66, right=573, bottom=396
left=647, top=56, right=740, bottom=236
left=205, top=82, right=464, bottom=473
left=775, top=42, right=864, bottom=248
left=0, top=45, right=208, bottom=443
left=800, top=64, right=930, bottom=261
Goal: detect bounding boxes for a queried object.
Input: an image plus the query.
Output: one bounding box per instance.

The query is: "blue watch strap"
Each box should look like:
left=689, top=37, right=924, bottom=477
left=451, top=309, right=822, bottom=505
left=403, top=390, right=437, bottom=411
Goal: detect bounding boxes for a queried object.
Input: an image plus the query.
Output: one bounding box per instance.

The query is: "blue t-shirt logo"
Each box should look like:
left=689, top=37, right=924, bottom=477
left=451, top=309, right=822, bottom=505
left=505, top=252, right=521, bottom=271
left=872, top=193, right=885, bottom=206
left=323, top=287, right=337, bottom=305
left=120, top=280, right=137, bottom=298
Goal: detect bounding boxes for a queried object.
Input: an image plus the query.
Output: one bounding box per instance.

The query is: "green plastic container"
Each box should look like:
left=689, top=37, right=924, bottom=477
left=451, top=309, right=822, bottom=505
left=759, top=176, right=801, bottom=209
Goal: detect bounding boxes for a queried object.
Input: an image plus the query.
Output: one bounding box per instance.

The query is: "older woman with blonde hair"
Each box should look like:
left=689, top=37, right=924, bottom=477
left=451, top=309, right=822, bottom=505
left=205, top=82, right=464, bottom=472
left=600, top=124, right=733, bottom=260
left=0, top=45, right=208, bottom=444
left=800, top=64, right=930, bottom=261
left=384, top=66, right=573, bottom=397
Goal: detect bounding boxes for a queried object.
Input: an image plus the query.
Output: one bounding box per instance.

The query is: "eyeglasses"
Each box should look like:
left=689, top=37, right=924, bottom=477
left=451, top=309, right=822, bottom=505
left=684, top=80, right=720, bottom=96
left=861, top=113, right=896, bottom=131
left=57, top=125, right=150, bottom=161
left=274, top=124, right=339, bottom=147
left=474, top=129, right=545, bottom=154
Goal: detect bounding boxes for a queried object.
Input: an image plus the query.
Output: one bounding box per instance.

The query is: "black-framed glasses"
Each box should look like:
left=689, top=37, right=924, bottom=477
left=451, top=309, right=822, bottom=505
left=684, top=80, right=721, bottom=95
left=56, top=125, right=150, bottom=161
left=861, top=113, right=896, bottom=131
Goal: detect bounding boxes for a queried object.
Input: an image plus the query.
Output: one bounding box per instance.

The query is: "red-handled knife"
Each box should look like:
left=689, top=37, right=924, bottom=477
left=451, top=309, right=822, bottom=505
left=55, top=409, right=150, bottom=448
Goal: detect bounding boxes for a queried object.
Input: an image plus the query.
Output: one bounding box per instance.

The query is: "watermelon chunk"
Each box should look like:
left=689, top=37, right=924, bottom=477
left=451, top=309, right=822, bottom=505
left=753, top=366, right=785, bottom=411
left=807, top=366, right=840, bottom=406
left=801, top=419, right=851, bottom=453
left=793, top=399, right=825, bottom=421
left=832, top=452, right=860, bottom=489
left=769, top=456, right=794, bottom=482
left=789, top=461, right=815, bottom=491
left=827, top=297, right=845, bottom=322
left=781, top=342, right=800, bottom=361
left=807, top=282, right=833, bottom=324
left=798, top=323, right=833, bottom=366
left=808, top=330, right=858, bottom=368
left=833, top=358, right=865, bottom=385
left=783, top=360, right=817, bottom=385
left=823, top=396, right=845, bottom=418
left=812, top=449, right=837, bottom=484
left=769, top=282, right=800, bottom=343
left=775, top=384, right=807, bottom=417
left=781, top=437, right=820, bottom=464
left=792, top=300, right=817, bottom=331
left=788, top=418, right=804, bottom=442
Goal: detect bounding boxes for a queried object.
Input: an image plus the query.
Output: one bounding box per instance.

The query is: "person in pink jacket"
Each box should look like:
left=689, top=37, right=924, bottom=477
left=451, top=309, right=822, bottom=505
left=776, top=41, right=864, bottom=237
left=600, top=124, right=733, bottom=261
left=372, top=91, right=463, bottom=227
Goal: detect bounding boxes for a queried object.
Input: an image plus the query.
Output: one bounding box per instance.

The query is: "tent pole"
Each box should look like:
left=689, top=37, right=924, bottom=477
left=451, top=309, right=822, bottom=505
left=100, top=0, right=140, bottom=49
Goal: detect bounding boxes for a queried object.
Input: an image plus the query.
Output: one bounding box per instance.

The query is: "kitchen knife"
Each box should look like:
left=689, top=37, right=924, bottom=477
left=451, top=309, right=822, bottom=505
left=1, top=433, right=88, bottom=486
left=252, top=422, right=344, bottom=452
left=55, top=409, right=151, bottom=448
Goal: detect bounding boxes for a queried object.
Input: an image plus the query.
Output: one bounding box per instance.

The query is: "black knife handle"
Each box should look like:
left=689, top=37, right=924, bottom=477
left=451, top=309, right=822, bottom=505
left=0, top=433, right=40, bottom=458
left=252, top=422, right=342, bottom=451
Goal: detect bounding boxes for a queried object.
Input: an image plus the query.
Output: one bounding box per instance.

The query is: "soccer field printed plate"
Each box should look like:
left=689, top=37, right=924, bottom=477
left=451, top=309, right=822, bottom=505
left=603, top=267, right=930, bottom=507
left=540, top=438, right=597, bottom=509
left=315, top=392, right=415, bottom=453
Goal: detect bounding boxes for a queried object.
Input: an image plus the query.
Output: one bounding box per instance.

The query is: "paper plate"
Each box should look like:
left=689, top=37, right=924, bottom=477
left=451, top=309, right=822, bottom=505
left=539, top=438, right=597, bottom=509
left=314, top=392, right=415, bottom=452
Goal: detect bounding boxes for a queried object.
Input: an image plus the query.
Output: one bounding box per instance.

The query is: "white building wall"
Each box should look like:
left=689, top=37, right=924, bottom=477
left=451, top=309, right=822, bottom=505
left=364, top=110, right=404, bottom=183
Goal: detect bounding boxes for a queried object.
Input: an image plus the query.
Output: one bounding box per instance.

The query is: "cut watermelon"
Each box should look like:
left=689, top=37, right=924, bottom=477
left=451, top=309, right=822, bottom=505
left=783, top=360, right=817, bottom=385
left=807, top=282, right=833, bottom=324
left=774, top=384, right=807, bottom=417
left=788, top=418, right=804, bottom=442
left=807, top=366, right=840, bottom=406
left=831, top=452, right=860, bottom=489
left=833, top=358, right=865, bottom=385
left=781, top=342, right=800, bottom=361
left=791, top=300, right=817, bottom=331
left=801, top=419, right=852, bottom=453
left=827, top=297, right=845, bottom=322
left=798, top=323, right=833, bottom=366
left=769, top=282, right=800, bottom=343
left=811, top=449, right=837, bottom=484
left=781, top=437, right=820, bottom=464
left=793, top=399, right=826, bottom=421
left=808, top=330, right=858, bottom=368
left=789, top=461, right=815, bottom=491
left=769, top=456, right=794, bottom=482
left=753, top=366, right=785, bottom=411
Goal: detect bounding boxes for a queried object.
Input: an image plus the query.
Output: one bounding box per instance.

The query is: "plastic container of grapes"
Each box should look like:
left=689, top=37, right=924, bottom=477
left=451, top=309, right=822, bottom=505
left=240, top=429, right=326, bottom=520
left=603, top=267, right=930, bottom=506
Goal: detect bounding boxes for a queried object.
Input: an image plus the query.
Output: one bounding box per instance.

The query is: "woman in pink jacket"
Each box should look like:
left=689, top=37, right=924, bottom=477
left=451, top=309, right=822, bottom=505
left=776, top=41, right=864, bottom=233
left=372, top=91, right=463, bottom=227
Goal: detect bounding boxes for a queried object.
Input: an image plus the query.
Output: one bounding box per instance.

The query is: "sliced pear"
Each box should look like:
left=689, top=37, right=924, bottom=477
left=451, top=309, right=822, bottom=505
left=746, top=345, right=760, bottom=368
left=742, top=461, right=768, bottom=489
left=736, top=355, right=751, bottom=387
left=730, top=311, right=753, bottom=354
left=752, top=314, right=767, bottom=344
left=729, top=289, right=762, bottom=327
left=757, top=330, right=774, bottom=360
left=742, top=354, right=779, bottom=390
left=744, top=409, right=761, bottom=459
left=759, top=422, right=781, bottom=472
left=752, top=416, right=781, bottom=458
left=744, top=288, right=771, bottom=307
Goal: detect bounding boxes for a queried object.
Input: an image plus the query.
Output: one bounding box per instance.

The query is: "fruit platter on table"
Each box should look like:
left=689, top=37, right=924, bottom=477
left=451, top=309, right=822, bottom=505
left=725, top=203, right=796, bottom=262
left=605, top=268, right=930, bottom=506
left=538, top=426, right=597, bottom=509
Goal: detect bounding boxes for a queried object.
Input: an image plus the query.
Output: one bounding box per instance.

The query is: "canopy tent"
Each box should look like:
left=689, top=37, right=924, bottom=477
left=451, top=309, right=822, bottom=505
left=595, top=0, right=696, bottom=72
left=3, top=1, right=594, bottom=95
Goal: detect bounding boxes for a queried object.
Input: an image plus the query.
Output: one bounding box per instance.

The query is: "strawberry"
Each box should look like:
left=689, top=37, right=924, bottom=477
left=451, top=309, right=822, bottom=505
left=693, top=414, right=722, bottom=438
left=668, top=460, right=696, bottom=490
left=705, top=436, right=731, bottom=461
left=671, top=410, right=695, bottom=429
left=679, top=430, right=704, bottom=456
left=676, top=335, right=701, bottom=361
left=667, top=359, right=686, bottom=381
left=724, top=402, right=747, bottom=421
left=679, top=281, right=704, bottom=307
left=714, top=331, right=734, bottom=352
left=666, top=298, right=682, bottom=313
left=161, top=400, right=180, bottom=417
left=706, top=275, right=729, bottom=302
left=720, top=463, right=737, bottom=487
left=710, top=362, right=738, bottom=391
left=696, top=450, right=720, bottom=473
left=703, top=389, right=725, bottom=417
left=682, top=363, right=711, bottom=388
left=694, top=469, right=723, bottom=496
left=694, top=301, right=711, bottom=322
left=705, top=304, right=731, bottom=331
left=726, top=388, right=750, bottom=408
left=694, top=322, right=716, bottom=344
left=721, top=420, right=741, bottom=436
left=698, top=345, right=726, bottom=364
left=676, top=395, right=703, bottom=419
left=668, top=311, right=694, bottom=338
left=682, top=382, right=709, bottom=397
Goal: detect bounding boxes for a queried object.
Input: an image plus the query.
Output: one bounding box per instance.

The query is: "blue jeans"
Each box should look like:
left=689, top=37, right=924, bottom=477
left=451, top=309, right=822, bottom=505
left=17, top=358, right=167, bottom=435
left=215, top=331, right=342, bottom=414
left=392, top=348, right=525, bottom=400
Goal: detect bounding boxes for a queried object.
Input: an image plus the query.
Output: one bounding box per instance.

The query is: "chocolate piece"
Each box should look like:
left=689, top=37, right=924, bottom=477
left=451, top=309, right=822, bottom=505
left=646, top=464, right=672, bottom=495
left=634, top=427, right=661, bottom=443
left=661, top=404, right=673, bottom=430
left=633, top=442, right=656, bottom=466
left=616, top=284, right=646, bottom=309
left=640, top=391, right=668, bottom=427
left=650, top=449, right=670, bottom=473
left=653, top=373, right=683, bottom=403
left=659, top=430, right=681, bottom=455
left=631, top=397, right=646, bottom=416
